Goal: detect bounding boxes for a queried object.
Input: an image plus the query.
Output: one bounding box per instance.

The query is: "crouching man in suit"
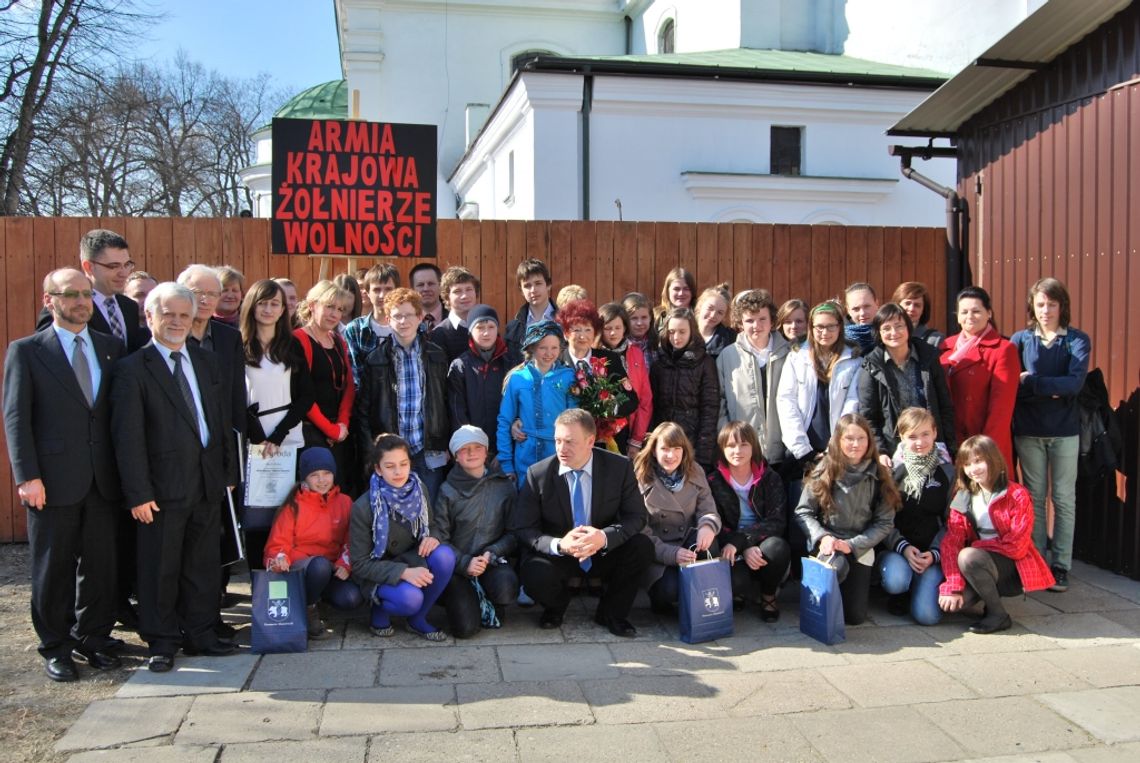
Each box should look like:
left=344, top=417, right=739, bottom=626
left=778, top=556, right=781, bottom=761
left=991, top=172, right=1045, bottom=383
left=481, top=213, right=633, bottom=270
left=509, top=408, right=653, bottom=637
left=110, top=282, right=238, bottom=672
left=4, top=268, right=125, bottom=681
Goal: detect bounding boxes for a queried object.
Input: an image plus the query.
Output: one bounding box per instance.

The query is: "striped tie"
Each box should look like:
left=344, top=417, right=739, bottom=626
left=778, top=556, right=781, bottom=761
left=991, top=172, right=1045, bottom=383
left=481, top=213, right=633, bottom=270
left=103, top=296, right=126, bottom=343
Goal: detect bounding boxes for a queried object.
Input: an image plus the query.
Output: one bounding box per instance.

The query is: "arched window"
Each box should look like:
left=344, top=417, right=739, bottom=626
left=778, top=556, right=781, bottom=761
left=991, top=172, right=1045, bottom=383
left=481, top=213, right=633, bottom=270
left=658, top=19, right=675, bottom=54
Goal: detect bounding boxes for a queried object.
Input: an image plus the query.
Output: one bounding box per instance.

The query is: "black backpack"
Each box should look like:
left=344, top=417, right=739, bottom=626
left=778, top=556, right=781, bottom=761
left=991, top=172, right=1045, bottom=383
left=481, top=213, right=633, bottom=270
left=1077, top=367, right=1122, bottom=478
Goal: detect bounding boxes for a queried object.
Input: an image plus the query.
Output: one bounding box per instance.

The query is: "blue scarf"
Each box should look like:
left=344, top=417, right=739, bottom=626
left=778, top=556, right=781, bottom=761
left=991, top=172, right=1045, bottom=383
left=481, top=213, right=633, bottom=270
left=654, top=463, right=686, bottom=493
left=845, top=323, right=876, bottom=356
left=369, top=471, right=428, bottom=561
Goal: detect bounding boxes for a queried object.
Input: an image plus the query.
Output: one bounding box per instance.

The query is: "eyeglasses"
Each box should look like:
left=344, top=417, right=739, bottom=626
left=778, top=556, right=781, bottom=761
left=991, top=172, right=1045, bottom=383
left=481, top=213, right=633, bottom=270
left=89, top=259, right=135, bottom=273
left=48, top=289, right=94, bottom=299
left=812, top=324, right=840, bottom=333
left=190, top=288, right=221, bottom=300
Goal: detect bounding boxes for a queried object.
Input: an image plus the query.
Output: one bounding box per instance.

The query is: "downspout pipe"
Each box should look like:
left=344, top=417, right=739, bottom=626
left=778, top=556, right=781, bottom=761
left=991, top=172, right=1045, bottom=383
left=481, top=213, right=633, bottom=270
left=582, top=74, right=593, bottom=220
left=889, top=146, right=965, bottom=332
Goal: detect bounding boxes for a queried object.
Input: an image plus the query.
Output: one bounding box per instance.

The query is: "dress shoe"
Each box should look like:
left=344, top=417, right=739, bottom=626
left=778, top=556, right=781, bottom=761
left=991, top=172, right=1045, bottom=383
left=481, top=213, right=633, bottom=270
left=594, top=612, right=637, bottom=638
left=45, top=656, right=79, bottom=682
left=147, top=654, right=175, bottom=673
left=115, top=602, right=139, bottom=630
left=104, top=637, right=126, bottom=651
left=214, top=621, right=237, bottom=640
left=182, top=641, right=237, bottom=657
left=539, top=609, right=565, bottom=629
left=71, top=646, right=122, bottom=670
left=968, top=614, right=1012, bottom=634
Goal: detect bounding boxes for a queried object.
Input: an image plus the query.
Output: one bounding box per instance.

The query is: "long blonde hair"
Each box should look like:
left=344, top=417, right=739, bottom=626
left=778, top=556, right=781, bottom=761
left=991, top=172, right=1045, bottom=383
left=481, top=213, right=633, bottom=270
left=297, top=280, right=350, bottom=326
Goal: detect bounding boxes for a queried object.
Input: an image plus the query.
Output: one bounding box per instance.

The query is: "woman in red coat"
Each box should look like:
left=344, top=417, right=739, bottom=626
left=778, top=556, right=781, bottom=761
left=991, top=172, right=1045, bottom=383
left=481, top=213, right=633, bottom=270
left=939, top=287, right=1019, bottom=470
left=938, top=435, right=1053, bottom=633
left=597, top=302, right=653, bottom=459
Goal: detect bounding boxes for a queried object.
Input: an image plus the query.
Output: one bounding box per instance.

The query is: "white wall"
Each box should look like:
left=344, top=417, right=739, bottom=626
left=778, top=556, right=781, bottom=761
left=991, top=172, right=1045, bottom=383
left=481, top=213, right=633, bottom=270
left=454, top=72, right=956, bottom=226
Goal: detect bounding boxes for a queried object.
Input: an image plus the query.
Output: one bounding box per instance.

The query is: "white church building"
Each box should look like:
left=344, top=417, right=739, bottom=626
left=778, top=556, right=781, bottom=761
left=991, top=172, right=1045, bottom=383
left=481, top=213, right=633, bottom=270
left=242, top=0, right=1046, bottom=225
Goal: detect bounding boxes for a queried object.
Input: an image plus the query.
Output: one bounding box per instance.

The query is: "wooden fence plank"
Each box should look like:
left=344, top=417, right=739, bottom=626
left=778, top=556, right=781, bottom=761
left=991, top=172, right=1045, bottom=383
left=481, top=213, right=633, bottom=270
left=0, top=222, right=12, bottom=541
left=613, top=222, right=638, bottom=299
left=593, top=221, right=615, bottom=306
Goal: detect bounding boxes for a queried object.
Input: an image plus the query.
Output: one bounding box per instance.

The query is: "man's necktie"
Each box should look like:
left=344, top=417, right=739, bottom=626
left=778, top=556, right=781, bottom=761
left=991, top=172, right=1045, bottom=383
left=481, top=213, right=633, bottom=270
left=71, top=336, right=94, bottom=406
left=104, top=296, right=126, bottom=343
left=170, top=351, right=201, bottom=442
left=570, top=469, right=591, bottom=572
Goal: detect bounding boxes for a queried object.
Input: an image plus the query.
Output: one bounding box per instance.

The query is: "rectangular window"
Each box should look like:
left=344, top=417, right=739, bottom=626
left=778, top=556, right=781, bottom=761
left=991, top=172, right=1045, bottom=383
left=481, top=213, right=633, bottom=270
left=770, top=126, right=803, bottom=176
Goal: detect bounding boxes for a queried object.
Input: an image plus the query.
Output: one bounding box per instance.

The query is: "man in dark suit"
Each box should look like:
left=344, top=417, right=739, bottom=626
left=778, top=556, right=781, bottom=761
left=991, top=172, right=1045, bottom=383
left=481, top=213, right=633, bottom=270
left=110, top=282, right=238, bottom=672
left=4, top=269, right=125, bottom=682
left=36, top=229, right=149, bottom=353
left=510, top=408, right=653, bottom=637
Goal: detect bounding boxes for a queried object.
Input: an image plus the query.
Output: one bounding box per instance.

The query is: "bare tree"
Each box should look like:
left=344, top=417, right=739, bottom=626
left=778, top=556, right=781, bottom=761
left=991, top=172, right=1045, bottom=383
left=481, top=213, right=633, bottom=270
left=0, top=0, right=153, bottom=215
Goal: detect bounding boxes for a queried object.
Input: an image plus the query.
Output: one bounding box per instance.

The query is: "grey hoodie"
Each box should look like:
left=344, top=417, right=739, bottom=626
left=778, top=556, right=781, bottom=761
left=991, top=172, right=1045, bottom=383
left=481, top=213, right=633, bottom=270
left=794, top=460, right=895, bottom=554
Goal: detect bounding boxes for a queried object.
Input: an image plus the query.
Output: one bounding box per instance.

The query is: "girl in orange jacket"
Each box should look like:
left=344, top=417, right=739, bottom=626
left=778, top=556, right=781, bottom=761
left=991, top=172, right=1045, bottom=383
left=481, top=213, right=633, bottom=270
left=264, top=447, right=363, bottom=639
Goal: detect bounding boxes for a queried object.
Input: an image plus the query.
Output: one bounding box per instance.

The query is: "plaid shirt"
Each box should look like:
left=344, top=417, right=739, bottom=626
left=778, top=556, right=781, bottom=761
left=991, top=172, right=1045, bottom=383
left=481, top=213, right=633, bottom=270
left=344, top=315, right=389, bottom=389
left=392, top=336, right=426, bottom=455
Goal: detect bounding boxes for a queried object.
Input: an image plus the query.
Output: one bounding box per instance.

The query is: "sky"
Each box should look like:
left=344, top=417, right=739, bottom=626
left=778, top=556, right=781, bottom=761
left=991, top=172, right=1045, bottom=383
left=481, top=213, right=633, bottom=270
left=133, top=0, right=343, bottom=98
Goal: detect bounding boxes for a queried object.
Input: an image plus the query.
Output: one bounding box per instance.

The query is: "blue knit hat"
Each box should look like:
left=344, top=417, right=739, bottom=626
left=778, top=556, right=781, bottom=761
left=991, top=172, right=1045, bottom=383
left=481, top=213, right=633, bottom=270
left=522, top=319, right=564, bottom=351
left=299, top=447, right=336, bottom=480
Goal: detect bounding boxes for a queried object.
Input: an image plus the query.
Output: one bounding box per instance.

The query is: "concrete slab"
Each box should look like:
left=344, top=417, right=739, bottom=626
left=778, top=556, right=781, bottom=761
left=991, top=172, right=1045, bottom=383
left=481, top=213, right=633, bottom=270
left=1070, top=562, right=1140, bottom=605
left=1018, top=613, right=1139, bottom=648
left=341, top=619, right=455, bottom=650
left=456, top=680, right=593, bottom=729
left=175, top=690, right=323, bottom=745
left=1036, top=645, right=1140, bottom=688
left=377, top=645, right=499, bottom=686
left=606, top=640, right=736, bottom=676
left=116, top=653, right=260, bottom=698
left=516, top=723, right=668, bottom=761
left=457, top=612, right=566, bottom=646
left=916, top=696, right=1096, bottom=755
left=702, top=669, right=852, bottom=716
left=497, top=642, right=618, bottom=681
left=249, top=650, right=378, bottom=691
left=922, top=623, right=1062, bottom=655
left=655, top=715, right=823, bottom=762
left=837, top=623, right=946, bottom=663
left=559, top=608, right=673, bottom=644
left=220, top=736, right=368, bottom=762
left=956, top=753, right=1078, bottom=763
left=789, top=706, right=965, bottom=763
left=580, top=674, right=726, bottom=725
left=55, top=696, right=193, bottom=752
left=715, top=632, right=848, bottom=673
left=1098, top=608, right=1140, bottom=635
left=1038, top=687, right=1140, bottom=743
left=367, top=729, right=517, bottom=761
left=320, top=685, right=457, bottom=735
left=928, top=651, right=1089, bottom=696
left=1069, top=741, right=1140, bottom=762
left=66, top=745, right=219, bottom=763
left=821, top=659, right=974, bottom=707
left=1028, top=580, right=1139, bottom=614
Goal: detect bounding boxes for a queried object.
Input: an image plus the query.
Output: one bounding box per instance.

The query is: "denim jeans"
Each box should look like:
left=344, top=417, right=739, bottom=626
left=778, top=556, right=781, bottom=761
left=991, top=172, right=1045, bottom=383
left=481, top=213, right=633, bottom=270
left=1015, top=434, right=1079, bottom=571
left=878, top=550, right=944, bottom=625
left=412, top=450, right=447, bottom=507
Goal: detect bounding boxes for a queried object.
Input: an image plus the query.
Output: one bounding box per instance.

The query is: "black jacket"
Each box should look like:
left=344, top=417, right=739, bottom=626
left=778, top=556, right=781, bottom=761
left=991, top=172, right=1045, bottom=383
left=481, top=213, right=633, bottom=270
left=707, top=465, right=786, bottom=551
left=649, top=339, right=720, bottom=467
left=703, top=324, right=737, bottom=358
left=188, top=318, right=248, bottom=436
left=38, top=293, right=150, bottom=353
left=504, top=302, right=557, bottom=357
left=888, top=460, right=954, bottom=554
left=447, top=337, right=522, bottom=454
left=429, top=320, right=469, bottom=363
left=353, top=336, right=450, bottom=456
left=857, top=340, right=956, bottom=457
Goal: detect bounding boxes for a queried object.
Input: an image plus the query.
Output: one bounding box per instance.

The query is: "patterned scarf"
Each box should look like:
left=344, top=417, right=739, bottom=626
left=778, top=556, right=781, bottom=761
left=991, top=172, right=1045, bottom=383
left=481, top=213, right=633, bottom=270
left=369, top=470, right=428, bottom=560
left=900, top=445, right=942, bottom=501
left=845, top=323, right=876, bottom=356
left=654, top=463, right=686, bottom=492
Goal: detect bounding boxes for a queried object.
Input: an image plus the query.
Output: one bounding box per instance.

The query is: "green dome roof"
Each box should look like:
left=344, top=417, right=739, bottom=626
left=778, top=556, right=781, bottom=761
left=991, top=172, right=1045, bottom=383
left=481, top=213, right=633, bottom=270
left=274, top=79, right=348, bottom=121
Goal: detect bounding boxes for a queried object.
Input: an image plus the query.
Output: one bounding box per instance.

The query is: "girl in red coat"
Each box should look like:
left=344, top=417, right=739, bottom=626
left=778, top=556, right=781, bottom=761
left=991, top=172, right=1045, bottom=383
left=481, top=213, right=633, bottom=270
left=938, top=435, right=1054, bottom=634
left=265, top=447, right=363, bottom=639
left=939, top=287, right=1019, bottom=471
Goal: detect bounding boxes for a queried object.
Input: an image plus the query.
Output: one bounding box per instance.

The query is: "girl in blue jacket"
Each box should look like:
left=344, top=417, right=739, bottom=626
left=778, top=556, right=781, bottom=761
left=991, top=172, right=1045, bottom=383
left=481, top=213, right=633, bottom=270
left=496, top=320, right=576, bottom=487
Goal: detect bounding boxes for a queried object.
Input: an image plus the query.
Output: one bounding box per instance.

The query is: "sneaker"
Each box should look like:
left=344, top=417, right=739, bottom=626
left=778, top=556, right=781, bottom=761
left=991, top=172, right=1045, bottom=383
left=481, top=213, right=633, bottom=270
left=1049, top=567, right=1069, bottom=592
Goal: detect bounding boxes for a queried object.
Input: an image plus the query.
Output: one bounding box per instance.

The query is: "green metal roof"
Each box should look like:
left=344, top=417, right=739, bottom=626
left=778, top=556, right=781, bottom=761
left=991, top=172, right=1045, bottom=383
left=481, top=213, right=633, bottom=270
left=274, top=79, right=348, bottom=120
left=532, top=48, right=949, bottom=83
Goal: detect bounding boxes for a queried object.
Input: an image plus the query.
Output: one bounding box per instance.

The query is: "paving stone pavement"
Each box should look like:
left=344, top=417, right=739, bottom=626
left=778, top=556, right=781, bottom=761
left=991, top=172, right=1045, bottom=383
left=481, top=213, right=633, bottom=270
left=56, top=560, right=1140, bottom=762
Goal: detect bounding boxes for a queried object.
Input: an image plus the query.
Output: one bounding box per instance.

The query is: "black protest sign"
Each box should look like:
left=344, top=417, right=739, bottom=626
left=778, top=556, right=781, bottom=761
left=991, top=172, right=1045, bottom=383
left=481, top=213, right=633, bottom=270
left=271, top=118, right=437, bottom=257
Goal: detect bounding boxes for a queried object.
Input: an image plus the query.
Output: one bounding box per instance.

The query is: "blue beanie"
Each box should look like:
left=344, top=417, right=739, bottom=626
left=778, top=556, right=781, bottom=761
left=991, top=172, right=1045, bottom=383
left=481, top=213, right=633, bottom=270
left=522, top=319, right=564, bottom=351
left=299, top=447, right=336, bottom=480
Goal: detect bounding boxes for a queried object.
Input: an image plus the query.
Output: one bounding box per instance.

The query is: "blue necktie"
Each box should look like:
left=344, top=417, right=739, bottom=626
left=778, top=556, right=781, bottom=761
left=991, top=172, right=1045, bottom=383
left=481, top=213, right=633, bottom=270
left=570, top=469, right=591, bottom=572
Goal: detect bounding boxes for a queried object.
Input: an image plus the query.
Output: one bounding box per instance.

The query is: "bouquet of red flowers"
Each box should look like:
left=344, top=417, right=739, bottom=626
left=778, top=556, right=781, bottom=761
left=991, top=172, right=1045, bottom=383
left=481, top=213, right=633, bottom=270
left=569, top=355, right=631, bottom=444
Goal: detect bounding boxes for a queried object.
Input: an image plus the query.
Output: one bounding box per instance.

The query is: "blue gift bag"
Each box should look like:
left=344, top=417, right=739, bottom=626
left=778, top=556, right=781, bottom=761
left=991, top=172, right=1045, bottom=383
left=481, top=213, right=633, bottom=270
left=678, top=557, right=734, bottom=644
left=250, top=570, right=308, bottom=654
left=799, top=554, right=845, bottom=645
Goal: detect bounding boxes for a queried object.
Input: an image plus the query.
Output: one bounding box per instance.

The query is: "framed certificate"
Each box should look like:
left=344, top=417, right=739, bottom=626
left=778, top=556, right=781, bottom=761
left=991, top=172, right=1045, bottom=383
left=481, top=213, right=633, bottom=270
left=244, top=443, right=298, bottom=508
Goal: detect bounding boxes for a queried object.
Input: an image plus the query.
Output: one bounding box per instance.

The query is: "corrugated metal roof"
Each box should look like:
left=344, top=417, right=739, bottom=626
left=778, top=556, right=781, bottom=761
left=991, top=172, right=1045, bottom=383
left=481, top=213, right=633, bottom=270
left=889, top=0, right=1133, bottom=136
left=560, top=47, right=949, bottom=81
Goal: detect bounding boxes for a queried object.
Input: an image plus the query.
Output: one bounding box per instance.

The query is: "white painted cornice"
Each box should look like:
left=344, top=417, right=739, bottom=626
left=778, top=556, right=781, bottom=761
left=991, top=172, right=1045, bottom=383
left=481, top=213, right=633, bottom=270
left=338, top=0, right=620, bottom=21
left=681, top=173, right=898, bottom=203
left=591, top=77, right=927, bottom=123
